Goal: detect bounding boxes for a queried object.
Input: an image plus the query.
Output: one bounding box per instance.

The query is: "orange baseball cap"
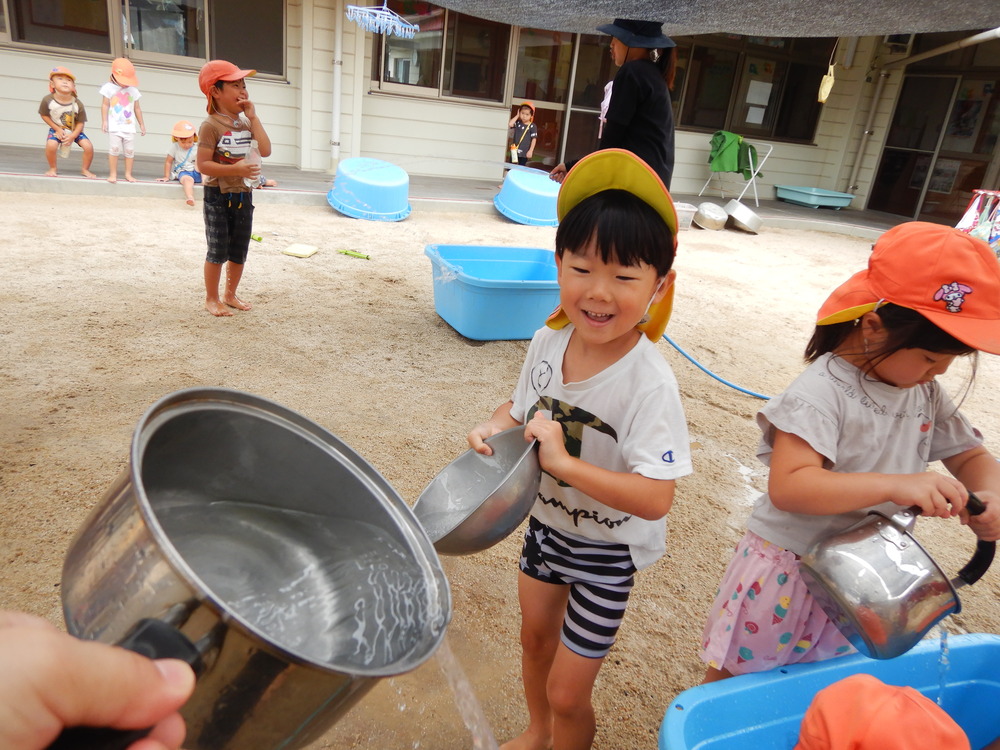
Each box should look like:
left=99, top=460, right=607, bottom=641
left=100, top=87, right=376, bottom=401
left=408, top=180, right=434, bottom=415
left=48, top=66, right=76, bottom=93
left=794, top=674, right=970, bottom=750
left=171, top=120, right=197, bottom=139
left=817, top=221, right=1000, bottom=354
left=199, top=60, right=256, bottom=113
left=519, top=101, right=535, bottom=114
left=111, top=57, right=139, bottom=87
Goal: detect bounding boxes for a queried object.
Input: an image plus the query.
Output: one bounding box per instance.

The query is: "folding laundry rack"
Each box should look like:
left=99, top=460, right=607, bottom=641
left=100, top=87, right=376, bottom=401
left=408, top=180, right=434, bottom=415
left=698, top=132, right=773, bottom=207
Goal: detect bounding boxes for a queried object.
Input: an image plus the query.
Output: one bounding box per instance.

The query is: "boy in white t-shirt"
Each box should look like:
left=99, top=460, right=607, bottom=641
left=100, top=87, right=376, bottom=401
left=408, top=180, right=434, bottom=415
left=100, top=57, right=146, bottom=183
left=467, top=149, right=691, bottom=750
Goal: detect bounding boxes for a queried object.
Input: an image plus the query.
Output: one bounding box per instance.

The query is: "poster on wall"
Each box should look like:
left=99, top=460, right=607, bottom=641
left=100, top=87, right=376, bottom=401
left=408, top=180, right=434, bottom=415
left=928, top=159, right=961, bottom=194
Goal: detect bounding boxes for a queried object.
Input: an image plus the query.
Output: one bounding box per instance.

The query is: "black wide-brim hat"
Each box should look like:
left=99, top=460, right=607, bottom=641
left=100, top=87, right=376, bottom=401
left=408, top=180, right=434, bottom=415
left=596, top=18, right=675, bottom=49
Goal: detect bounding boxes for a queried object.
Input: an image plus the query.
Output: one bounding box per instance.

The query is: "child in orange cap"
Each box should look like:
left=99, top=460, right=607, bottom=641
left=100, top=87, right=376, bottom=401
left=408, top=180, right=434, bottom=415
left=156, top=120, right=201, bottom=206
left=196, top=60, right=272, bottom=317
left=38, top=66, right=96, bottom=179
left=700, top=222, right=1000, bottom=684
left=506, top=101, right=537, bottom=166
left=795, top=674, right=970, bottom=750
left=467, top=149, right=690, bottom=750
left=100, top=57, right=146, bottom=183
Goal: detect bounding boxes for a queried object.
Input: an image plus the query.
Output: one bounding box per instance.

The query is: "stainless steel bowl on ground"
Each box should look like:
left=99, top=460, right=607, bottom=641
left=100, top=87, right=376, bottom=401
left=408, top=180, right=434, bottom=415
left=693, top=202, right=728, bottom=230
left=724, top=199, right=762, bottom=233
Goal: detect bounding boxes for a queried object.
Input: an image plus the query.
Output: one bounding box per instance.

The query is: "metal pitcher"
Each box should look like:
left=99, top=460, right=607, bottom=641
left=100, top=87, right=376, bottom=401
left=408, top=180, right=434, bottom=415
left=58, top=388, right=451, bottom=750
left=800, top=493, right=994, bottom=660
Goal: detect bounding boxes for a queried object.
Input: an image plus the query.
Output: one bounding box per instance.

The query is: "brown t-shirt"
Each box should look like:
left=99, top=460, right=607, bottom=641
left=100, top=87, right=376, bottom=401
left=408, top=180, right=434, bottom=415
left=198, top=116, right=253, bottom=194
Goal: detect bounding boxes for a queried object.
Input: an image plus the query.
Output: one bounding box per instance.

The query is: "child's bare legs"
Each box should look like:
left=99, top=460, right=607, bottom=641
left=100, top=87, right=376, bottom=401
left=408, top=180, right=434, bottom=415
left=80, top=139, right=96, bottom=178
left=224, top=261, right=251, bottom=311
left=702, top=666, right=733, bottom=684
left=123, top=155, right=136, bottom=182
left=179, top=174, right=196, bottom=205
left=204, top=261, right=232, bottom=316
left=502, top=572, right=568, bottom=750
left=44, top=140, right=58, bottom=176
left=547, top=645, right=604, bottom=750
left=107, top=153, right=119, bottom=183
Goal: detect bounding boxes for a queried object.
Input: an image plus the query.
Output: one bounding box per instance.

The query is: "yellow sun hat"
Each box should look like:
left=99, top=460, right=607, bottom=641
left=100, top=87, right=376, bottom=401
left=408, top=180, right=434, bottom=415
left=547, top=148, right=678, bottom=341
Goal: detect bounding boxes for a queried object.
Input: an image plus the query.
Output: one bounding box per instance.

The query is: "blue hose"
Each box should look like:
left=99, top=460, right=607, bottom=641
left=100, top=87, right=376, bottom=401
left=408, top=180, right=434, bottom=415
left=662, top=333, right=770, bottom=400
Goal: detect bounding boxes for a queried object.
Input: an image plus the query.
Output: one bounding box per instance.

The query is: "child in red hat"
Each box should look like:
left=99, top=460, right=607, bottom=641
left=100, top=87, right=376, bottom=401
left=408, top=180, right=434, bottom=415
left=700, top=222, right=1000, bottom=684
left=38, top=66, right=96, bottom=179
left=195, top=60, right=272, bottom=317
left=100, top=57, right=146, bottom=183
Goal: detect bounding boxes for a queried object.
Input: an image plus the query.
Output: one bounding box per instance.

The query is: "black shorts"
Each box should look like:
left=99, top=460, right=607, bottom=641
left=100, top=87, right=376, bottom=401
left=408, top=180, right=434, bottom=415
left=203, top=185, right=254, bottom=264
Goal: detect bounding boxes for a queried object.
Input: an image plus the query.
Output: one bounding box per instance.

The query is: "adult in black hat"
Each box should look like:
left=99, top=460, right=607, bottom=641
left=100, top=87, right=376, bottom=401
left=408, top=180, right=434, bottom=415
left=550, top=18, right=677, bottom=188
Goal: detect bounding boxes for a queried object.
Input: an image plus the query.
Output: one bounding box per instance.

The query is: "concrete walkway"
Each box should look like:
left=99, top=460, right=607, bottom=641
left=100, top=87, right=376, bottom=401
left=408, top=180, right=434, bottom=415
left=0, top=144, right=904, bottom=239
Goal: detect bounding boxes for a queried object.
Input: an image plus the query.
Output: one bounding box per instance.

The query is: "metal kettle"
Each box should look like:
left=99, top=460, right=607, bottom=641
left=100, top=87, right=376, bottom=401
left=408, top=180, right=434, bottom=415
left=800, top=492, right=994, bottom=659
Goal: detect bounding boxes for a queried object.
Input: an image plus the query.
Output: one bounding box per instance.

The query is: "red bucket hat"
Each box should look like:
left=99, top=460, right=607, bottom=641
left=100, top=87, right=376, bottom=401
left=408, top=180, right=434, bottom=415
left=817, top=221, right=1000, bottom=354
left=199, top=60, right=257, bottom=113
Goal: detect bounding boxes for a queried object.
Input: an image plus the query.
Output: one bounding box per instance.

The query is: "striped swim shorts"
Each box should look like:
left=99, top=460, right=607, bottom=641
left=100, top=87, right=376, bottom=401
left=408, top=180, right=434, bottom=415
left=520, top=515, right=637, bottom=659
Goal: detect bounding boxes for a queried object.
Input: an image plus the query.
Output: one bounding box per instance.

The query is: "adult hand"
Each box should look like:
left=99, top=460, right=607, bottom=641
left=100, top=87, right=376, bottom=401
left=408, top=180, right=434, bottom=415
left=0, top=611, right=196, bottom=750
left=548, top=163, right=567, bottom=183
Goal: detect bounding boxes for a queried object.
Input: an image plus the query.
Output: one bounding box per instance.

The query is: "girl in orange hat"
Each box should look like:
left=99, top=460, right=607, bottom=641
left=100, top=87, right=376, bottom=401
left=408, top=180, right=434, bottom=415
left=700, top=222, right=1000, bottom=685
left=156, top=120, right=201, bottom=206
left=100, top=57, right=146, bottom=183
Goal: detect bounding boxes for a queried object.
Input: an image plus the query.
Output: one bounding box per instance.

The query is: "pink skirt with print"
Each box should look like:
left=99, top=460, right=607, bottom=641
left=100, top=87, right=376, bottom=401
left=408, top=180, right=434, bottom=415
left=700, top=530, right=854, bottom=676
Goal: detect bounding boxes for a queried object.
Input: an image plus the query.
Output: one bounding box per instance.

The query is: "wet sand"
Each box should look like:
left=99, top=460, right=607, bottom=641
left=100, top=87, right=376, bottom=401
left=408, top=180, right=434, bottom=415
left=2, top=192, right=999, bottom=748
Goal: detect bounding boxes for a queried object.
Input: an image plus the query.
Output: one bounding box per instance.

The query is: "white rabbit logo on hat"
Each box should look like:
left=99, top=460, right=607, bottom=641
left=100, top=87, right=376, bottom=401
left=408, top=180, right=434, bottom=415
left=934, top=282, right=973, bottom=313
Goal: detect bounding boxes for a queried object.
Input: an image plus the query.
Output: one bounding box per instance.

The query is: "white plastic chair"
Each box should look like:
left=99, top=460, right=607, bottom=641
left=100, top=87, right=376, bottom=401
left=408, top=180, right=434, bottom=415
left=698, top=139, right=773, bottom=207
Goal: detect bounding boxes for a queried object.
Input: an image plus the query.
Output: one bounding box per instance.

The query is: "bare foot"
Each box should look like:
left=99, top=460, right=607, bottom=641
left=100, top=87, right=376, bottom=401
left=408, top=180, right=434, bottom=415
left=499, top=730, right=553, bottom=750
left=186, top=199, right=195, bottom=206
left=45, top=169, right=57, bottom=177
left=205, top=299, right=234, bottom=317
left=107, top=176, right=117, bottom=183
left=82, top=170, right=97, bottom=179
left=223, top=294, right=252, bottom=311
left=124, top=175, right=137, bottom=183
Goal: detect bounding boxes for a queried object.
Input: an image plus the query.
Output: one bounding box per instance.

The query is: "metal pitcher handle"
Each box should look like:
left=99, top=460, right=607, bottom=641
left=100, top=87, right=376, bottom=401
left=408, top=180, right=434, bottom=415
left=956, top=491, right=996, bottom=586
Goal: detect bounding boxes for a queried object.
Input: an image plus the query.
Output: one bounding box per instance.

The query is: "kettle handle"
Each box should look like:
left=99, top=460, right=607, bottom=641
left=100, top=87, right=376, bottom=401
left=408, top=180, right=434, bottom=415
left=956, top=491, right=996, bottom=586
left=46, top=619, right=204, bottom=750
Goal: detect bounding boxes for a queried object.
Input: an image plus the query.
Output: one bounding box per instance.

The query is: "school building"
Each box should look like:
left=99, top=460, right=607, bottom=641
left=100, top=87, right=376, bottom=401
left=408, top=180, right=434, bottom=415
left=1, top=0, right=998, bottom=225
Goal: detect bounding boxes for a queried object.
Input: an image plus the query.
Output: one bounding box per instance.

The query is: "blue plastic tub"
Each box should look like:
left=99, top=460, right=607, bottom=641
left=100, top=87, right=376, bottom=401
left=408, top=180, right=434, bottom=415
left=775, top=185, right=854, bottom=209
left=424, top=244, right=559, bottom=340
left=327, top=157, right=411, bottom=221
left=494, top=168, right=560, bottom=226
left=660, top=633, right=1000, bottom=750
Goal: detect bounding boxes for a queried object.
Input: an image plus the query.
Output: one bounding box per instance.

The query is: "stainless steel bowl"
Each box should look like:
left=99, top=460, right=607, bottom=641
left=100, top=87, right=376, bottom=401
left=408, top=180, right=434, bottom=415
left=724, top=199, right=762, bottom=233
left=412, top=426, right=540, bottom=555
left=693, top=202, right=727, bottom=230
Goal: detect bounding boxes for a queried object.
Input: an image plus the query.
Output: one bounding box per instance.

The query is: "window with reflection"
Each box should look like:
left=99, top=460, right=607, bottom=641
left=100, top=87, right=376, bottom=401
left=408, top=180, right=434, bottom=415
left=125, top=0, right=204, bottom=59
left=513, top=27, right=573, bottom=104
left=9, top=0, right=111, bottom=53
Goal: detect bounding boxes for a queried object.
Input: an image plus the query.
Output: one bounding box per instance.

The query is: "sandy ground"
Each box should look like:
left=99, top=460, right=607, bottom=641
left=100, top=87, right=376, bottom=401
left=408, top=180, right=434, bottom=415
left=3, top=191, right=1000, bottom=749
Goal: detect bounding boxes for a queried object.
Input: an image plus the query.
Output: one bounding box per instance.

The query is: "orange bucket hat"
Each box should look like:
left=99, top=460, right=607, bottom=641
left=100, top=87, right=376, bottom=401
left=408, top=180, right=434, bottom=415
left=794, top=674, right=970, bottom=750
left=198, top=60, right=257, bottom=113
left=111, top=57, right=139, bottom=87
left=817, top=221, right=1000, bottom=355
